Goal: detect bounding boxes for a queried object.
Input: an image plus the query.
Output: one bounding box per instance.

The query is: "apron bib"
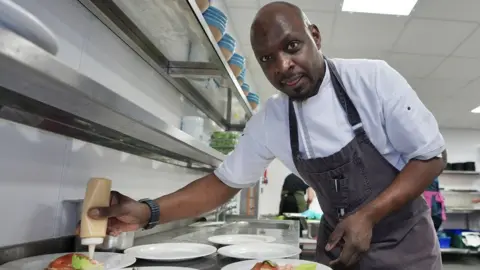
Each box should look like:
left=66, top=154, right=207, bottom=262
left=288, top=58, right=442, bottom=270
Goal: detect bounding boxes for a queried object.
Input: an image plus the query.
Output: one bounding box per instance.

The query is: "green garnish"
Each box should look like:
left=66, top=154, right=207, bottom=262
left=294, top=263, right=317, bottom=270
left=71, top=255, right=103, bottom=270
left=262, top=260, right=278, bottom=267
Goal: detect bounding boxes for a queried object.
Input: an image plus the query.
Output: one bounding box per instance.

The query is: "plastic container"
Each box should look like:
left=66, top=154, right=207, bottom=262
left=241, top=83, right=250, bottom=96
left=195, top=0, right=210, bottom=13
left=218, top=33, right=236, bottom=61
left=438, top=236, right=451, bottom=248
left=237, top=68, right=246, bottom=85
left=181, top=116, right=205, bottom=140
left=80, top=178, right=112, bottom=257
left=247, top=92, right=260, bottom=110
left=228, top=53, right=245, bottom=77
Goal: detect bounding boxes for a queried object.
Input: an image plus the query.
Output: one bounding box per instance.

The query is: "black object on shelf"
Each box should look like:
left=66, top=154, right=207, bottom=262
left=446, top=162, right=476, bottom=172
left=464, top=162, right=476, bottom=171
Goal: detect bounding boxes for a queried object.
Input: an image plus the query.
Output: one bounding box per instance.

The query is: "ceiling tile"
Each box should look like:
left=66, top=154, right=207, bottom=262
left=412, top=79, right=470, bottom=97
left=224, top=0, right=259, bottom=8
left=430, top=57, right=480, bottom=80
left=227, top=7, right=257, bottom=43
left=453, top=27, right=480, bottom=58
left=259, top=0, right=338, bottom=12
left=304, top=11, right=335, bottom=43
left=386, top=53, right=444, bottom=78
left=323, top=46, right=389, bottom=60
left=393, top=19, right=477, bottom=56
left=331, top=13, right=407, bottom=50
left=459, top=78, right=480, bottom=100
left=412, top=0, right=480, bottom=22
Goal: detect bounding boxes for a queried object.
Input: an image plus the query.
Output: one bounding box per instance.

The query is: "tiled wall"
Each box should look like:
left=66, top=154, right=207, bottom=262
left=0, top=0, right=210, bottom=247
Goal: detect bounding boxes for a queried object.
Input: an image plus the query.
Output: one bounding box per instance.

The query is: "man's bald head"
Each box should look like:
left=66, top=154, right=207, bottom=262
left=251, top=1, right=310, bottom=34
left=249, top=1, right=325, bottom=100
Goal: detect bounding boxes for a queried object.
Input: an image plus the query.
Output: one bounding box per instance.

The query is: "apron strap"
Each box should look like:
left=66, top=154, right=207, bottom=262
left=324, top=58, right=363, bottom=133
left=288, top=100, right=301, bottom=160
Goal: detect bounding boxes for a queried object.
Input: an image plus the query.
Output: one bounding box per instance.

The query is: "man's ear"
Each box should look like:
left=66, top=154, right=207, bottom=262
left=309, top=24, right=321, bottom=50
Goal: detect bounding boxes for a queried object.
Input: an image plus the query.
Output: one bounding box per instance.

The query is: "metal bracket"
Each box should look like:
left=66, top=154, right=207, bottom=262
left=167, top=61, right=223, bottom=79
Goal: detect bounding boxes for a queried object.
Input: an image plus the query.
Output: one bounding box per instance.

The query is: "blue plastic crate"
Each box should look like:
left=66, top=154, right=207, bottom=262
left=438, top=236, right=451, bottom=248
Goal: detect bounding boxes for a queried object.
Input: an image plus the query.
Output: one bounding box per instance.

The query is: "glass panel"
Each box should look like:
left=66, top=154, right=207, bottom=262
left=112, top=0, right=252, bottom=125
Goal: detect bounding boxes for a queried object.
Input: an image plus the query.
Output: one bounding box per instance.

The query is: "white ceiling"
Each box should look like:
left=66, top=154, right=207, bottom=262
left=221, top=0, right=480, bottom=129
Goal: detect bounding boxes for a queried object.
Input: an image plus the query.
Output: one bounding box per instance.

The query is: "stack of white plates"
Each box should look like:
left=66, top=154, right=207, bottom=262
left=217, top=243, right=302, bottom=260
left=124, top=243, right=217, bottom=262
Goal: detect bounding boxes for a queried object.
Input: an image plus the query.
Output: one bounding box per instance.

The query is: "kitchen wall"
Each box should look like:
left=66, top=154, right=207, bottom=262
left=259, top=128, right=480, bottom=229
left=0, top=0, right=212, bottom=247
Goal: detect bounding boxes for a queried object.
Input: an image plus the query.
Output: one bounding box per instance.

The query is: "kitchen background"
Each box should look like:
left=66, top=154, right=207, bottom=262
left=1, top=0, right=480, bottom=263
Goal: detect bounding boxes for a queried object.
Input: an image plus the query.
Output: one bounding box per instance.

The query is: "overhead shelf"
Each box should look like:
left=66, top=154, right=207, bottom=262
left=0, top=29, right=225, bottom=169
left=442, top=170, right=480, bottom=175
left=79, top=0, right=253, bottom=130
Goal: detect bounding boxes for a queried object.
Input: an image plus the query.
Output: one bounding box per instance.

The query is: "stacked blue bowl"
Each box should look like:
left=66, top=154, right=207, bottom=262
left=228, top=53, right=245, bottom=77
left=241, top=82, right=250, bottom=96
left=237, top=68, right=246, bottom=85
left=218, top=33, right=236, bottom=61
left=203, top=6, right=227, bottom=42
left=247, top=92, right=260, bottom=110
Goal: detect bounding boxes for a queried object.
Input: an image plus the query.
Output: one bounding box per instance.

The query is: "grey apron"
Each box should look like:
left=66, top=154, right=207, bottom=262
left=288, top=58, right=442, bottom=269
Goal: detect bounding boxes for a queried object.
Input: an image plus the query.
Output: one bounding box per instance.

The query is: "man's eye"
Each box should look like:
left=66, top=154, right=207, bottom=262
left=260, top=56, right=271, bottom=62
left=287, top=41, right=299, bottom=50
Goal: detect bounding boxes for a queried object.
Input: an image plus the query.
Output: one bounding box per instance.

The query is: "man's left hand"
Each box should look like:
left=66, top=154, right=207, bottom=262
left=325, top=210, right=374, bottom=269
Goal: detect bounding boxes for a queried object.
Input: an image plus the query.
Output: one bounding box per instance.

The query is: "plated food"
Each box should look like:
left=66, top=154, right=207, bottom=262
left=251, top=260, right=316, bottom=270
left=222, top=259, right=330, bottom=270
left=46, top=253, right=103, bottom=270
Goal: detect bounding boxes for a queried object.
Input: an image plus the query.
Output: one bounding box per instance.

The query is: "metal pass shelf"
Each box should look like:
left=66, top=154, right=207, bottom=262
left=78, top=0, right=253, bottom=130
left=0, top=29, right=225, bottom=170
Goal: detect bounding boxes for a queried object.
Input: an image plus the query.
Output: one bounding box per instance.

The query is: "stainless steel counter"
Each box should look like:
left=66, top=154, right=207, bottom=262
left=130, top=219, right=300, bottom=270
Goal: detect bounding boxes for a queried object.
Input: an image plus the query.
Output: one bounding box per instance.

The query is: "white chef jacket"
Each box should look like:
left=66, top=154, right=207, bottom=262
left=214, top=58, right=445, bottom=188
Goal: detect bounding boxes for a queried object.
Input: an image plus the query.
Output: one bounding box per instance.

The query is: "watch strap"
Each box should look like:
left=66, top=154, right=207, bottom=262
left=139, top=199, right=160, bottom=230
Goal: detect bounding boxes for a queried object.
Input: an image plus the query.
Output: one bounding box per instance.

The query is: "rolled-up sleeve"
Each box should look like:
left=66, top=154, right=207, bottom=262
left=376, top=61, right=445, bottom=161
left=214, top=109, right=275, bottom=188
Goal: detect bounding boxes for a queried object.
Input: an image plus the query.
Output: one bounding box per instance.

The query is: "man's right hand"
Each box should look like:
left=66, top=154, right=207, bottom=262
left=77, top=191, right=151, bottom=236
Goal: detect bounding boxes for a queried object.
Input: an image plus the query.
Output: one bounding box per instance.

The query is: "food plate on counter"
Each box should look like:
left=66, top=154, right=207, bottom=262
left=222, top=259, right=331, bottom=270
left=124, top=243, right=217, bottom=261
left=208, top=234, right=276, bottom=245
left=217, top=243, right=301, bottom=260
left=0, top=252, right=136, bottom=269
left=123, top=267, right=197, bottom=270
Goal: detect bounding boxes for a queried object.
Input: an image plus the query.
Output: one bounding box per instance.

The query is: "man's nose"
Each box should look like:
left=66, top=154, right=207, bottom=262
left=275, top=53, right=293, bottom=74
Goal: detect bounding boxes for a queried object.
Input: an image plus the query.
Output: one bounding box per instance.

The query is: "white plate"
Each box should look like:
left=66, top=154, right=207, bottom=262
left=1, top=252, right=136, bottom=270
left=0, top=0, right=58, bottom=54
left=218, top=243, right=301, bottom=260
left=124, top=267, right=197, bottom=270
left=222, top=259, right=332, bottom=270
left=208, top=234, right=276, bottom=245
left=124, top=243, right=217, bottom=261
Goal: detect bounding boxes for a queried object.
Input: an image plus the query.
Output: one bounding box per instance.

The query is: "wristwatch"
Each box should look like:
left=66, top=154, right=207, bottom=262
left=139, top=199, right=160, bottom=230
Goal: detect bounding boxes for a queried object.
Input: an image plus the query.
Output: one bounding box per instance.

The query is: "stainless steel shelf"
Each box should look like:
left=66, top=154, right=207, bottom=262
left=441, top=248, right=474, bottom=254
left=0, top=29, right=225, bottom=169
left=442, top=170, right=480, bottom=175
left=446, top=208, right=480, bottom=214
left=79, top=0, right=253, bottom=130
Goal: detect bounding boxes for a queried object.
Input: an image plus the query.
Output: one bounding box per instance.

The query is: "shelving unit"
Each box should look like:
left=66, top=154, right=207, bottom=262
left=0, top=0, right=263, bottom=171
left=0, top=29, right=225, bottom=170
left=443, top=170, right=480, bottom=175
left=441, top=248, right=477, bottom=254
left=78, top=0, right=253, bottom=130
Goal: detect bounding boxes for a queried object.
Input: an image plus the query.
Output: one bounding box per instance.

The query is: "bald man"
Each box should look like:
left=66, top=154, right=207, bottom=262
left=80, top=2, right=445, bottom=270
